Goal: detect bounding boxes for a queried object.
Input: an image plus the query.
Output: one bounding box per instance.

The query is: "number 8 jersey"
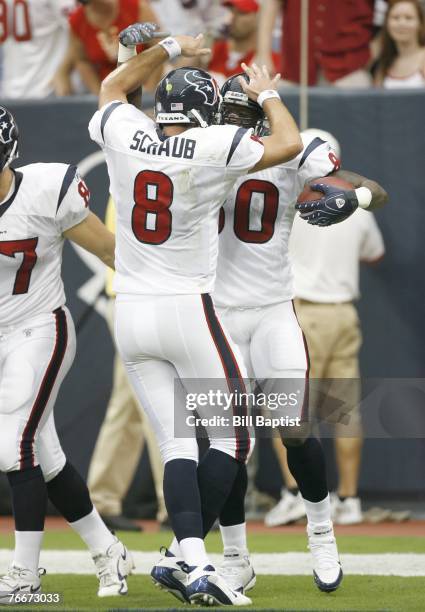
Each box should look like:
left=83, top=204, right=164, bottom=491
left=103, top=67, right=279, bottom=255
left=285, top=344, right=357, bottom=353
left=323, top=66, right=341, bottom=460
left=89, top=101, right=264, bottom=296
left=213, top=134, right=339, bottom=308
left=0, top=163, right=89, bottom=327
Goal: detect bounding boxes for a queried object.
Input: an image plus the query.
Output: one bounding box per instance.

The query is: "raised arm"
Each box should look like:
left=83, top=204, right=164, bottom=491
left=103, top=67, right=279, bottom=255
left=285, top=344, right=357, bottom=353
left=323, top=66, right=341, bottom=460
left=240, top=63, right=302, bottom=171
left=99, top=25, right=211, bottom=108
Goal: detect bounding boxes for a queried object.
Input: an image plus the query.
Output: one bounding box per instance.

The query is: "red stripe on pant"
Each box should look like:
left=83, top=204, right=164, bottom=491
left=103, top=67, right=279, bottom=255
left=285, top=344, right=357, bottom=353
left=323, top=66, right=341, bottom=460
left=291, top=300, right=310, bottom=422
left=19, top=308, right=68, bottom=470
left=201, top=294, right=250, bottom=462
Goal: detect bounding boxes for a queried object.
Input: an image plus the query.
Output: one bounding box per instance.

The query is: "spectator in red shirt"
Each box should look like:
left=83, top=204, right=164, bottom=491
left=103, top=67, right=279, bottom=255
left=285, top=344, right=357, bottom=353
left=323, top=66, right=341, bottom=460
left=206, top=0, right=280, bottom=85
left=53, top=0, right=160, bottom=95
left=257, top=0, right=378, bottom=87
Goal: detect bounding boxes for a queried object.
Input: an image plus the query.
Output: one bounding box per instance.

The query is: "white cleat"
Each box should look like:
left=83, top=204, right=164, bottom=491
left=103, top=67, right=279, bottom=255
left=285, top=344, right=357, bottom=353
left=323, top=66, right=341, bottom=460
left=0, top=564, right=43, bottom=603
left=93, top=537, right=135, bottom=597
left=307, top=521, right=343, bottom=592
left=186, top=564, right=252, bottom=606
left=218, top=547, right=256, bottom=593
left=150, top=547, right=189, bottom=603
left=264, top=489, right=306, bottom=527
left=331, top=493, right=363, bottom=525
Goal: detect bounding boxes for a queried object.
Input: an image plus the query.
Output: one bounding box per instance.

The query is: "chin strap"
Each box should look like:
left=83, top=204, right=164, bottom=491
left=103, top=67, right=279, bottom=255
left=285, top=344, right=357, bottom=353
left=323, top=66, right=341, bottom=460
left=190, top=108, right=208, bottom=129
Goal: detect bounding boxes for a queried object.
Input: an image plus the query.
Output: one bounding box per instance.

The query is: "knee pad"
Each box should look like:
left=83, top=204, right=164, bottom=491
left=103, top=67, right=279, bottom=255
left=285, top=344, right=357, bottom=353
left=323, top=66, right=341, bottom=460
left=0, top=357, right=36, bottom=415
left=209, top=434, right=254, bottom=464
left=0, top=415, right=26, bottom=472
left=160, top=438, right=198, bottom=465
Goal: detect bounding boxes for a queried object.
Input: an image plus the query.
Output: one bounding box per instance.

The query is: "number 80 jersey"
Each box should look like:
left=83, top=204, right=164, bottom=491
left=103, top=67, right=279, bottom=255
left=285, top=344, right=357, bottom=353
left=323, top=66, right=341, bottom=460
left=89, top=102, right=264, bottom=295
left=213, top=134, right=339, bottom=308
left=0, top=163, right=89, bottom=327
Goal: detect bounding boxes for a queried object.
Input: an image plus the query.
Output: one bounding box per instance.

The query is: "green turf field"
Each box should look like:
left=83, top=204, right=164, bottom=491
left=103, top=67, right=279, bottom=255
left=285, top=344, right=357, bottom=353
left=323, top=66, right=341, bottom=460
left=2, top=529, right=425, bottom=611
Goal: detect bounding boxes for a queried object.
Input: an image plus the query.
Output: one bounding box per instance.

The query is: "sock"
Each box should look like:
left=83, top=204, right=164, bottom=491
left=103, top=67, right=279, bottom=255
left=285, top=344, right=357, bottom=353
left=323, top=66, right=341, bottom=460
left=198, top=449, right=240, bottom=536
left=303, top=494, right=332, bottom=526
left=13, top=532, right=44, bottom=574
left=220, top=523, right=248, bottom=553
left=7, top=467, right=47, bottom=574
left=46, top=462, right=93, bottom=522
left=285, top=437, right=328, bottom=502
left=163, top=459, right=203, bottom=541
left=168, top=537, right=182, bottom=557
left=179, top=537, right=210, bottom=568
left=219, top=462, right=247, bottom=527
left=69, top=508, right=115, bottom=554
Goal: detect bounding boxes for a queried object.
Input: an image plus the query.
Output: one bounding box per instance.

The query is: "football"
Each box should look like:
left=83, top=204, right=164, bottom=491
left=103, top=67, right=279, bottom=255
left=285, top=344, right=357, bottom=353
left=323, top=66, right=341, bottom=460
left=297, top=175, right=354, bottom=203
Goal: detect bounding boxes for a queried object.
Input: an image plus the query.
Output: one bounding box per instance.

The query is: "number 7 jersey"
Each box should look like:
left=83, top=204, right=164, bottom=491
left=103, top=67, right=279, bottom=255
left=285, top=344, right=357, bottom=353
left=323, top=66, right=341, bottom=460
left=88, top=101, right=264, bottom=295
left=0, top=163, right=89, bottom=327
left=213, top=134, right=339, bottom=308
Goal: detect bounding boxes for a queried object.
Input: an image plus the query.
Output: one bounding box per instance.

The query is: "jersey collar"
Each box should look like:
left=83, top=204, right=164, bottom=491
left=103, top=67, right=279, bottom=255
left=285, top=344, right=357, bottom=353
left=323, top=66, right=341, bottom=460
left=0, top=170, right=23, bottom=219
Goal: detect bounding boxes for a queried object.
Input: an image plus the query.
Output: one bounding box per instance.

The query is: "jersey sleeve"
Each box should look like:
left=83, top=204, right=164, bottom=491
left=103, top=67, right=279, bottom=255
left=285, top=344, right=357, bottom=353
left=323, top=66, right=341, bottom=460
left=88, top=101, right=156, bottom=148
left=359, top=212, right=385, bottom=262
left=55, top=165, right=90, bottom=233
left=296, top=135, right=341, bottom=193
left=225, top=127, right=264, bottom=177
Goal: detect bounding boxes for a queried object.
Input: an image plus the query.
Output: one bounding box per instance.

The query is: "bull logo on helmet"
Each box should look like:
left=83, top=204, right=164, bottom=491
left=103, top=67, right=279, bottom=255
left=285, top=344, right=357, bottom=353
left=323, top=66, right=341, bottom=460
left=182, top=70, right=219, bottom=107
left=0, top=108, right=16, bottom=145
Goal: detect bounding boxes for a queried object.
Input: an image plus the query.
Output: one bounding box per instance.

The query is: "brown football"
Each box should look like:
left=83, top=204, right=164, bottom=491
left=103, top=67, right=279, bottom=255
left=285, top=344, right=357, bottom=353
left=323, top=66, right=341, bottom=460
left=297, top=175, right=354, bottom=203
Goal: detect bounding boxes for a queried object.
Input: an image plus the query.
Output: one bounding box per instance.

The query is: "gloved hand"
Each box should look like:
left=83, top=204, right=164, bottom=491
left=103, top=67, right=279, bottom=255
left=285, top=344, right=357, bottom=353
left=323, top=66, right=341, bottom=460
left=119, top=22, right=170, bottom=47
left=295, top=183, right=359, bottom=226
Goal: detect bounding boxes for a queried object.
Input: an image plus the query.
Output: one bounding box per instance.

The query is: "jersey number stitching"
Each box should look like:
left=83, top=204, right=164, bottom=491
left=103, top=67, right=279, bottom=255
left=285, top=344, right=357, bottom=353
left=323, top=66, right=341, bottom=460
left=0, top=0, right=32, bottom=43
left=132, top=170, right=173, bottom=245
left=232, top=179, right=279, bottom=244
left=0, top=238, right=38, bottom=295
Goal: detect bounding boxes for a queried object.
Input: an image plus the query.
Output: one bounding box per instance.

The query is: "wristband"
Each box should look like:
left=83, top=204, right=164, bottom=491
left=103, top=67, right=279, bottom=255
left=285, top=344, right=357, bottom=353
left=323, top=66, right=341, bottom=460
left=118, top=43, right=136, bottom=63
left=159, top=37, right=182, bottom=60
left=257, top=89, right=280, bottom=108
left=355, top=186, right=372, bottom=209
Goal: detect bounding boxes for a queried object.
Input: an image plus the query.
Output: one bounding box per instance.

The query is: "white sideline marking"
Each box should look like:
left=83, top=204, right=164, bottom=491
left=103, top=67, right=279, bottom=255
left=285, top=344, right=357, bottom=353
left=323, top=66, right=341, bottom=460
left=1, top=551, right=425, bottom=577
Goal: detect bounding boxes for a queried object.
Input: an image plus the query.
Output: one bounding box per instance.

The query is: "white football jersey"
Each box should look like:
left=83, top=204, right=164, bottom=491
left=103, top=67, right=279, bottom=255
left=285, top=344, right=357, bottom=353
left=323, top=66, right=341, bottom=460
left=1, top=0, right=75, bottom=99
left=0, top=163, right=89, bottom=327
left=89, top=101, right=264, bottom=295
left=213, top=134, right=338, bottom=308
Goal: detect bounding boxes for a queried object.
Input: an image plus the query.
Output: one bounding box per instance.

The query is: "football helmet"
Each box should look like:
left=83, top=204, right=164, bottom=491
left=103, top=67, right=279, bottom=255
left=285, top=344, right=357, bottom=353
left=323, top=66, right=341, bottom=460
left=219, top=73, right=267, bottom=135
left=155, top=67, right=220, bottom=128
left=0, top=106, right=19, bottom=173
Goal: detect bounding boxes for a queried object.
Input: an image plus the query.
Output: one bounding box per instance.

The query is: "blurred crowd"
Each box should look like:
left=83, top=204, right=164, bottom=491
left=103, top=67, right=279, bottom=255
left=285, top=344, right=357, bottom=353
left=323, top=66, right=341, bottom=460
left=1, top=0, right=425, bottom=99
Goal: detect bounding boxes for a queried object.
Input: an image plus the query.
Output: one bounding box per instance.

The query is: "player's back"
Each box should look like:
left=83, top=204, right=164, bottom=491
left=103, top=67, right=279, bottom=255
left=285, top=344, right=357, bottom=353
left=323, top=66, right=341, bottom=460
left=0, top=162, right=89, bottom=326
left=214, top=134, right=339, bottom=308
left=2, top=0, right=74, bottom=98
left=89, top=102, right=264, bottom=295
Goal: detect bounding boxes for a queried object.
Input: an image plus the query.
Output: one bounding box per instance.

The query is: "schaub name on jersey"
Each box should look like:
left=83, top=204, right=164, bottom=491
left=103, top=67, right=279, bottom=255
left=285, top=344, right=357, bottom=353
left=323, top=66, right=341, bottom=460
left=89, top=101, right=264, bottom=295
left=0, top=163, right=89, bottom=327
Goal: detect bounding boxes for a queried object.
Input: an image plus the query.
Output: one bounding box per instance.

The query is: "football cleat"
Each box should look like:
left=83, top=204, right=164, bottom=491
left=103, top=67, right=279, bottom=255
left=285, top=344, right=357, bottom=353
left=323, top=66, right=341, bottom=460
left=92, top=537, right=134, bottom=597
left=307, top=522, right=343, bottom=592
left=186, top=564, right=252, bottom=606
left=331, top=493, right=363, bottom=525
left=218, top=547, right=256, bottom=593
left=264, top=489, right=306, bottom=527
left=150, top=547, right=189, bottom=603
left=0, top=564, right=44, bottom=603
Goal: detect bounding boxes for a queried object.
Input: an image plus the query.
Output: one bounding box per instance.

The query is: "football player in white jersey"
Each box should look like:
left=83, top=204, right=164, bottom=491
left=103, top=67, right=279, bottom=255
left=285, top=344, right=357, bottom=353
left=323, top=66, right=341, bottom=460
left=88, top=22, right=302, bottom=605
left=0, top=106, right=135, bottom=601
left=1, top=0, right=76, bottom=99
left=210, top=74, right=388, bottom=594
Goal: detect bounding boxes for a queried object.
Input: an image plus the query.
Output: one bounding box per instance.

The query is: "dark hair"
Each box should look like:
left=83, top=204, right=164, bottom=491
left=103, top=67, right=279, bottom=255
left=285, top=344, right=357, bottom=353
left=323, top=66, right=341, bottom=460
left=377, top=0, right=425, bottom=80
